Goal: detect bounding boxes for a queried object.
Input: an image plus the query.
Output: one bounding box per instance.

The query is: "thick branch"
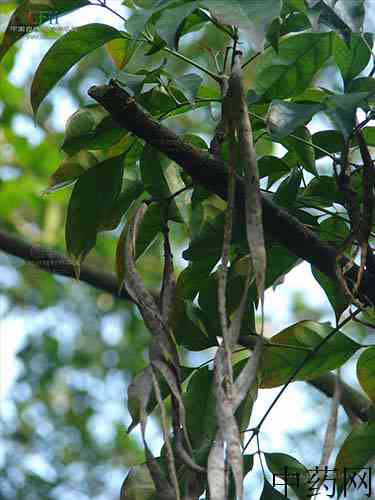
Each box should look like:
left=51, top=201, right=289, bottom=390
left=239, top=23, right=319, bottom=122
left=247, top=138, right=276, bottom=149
left=88, top=81, right=375, bottom=306
left=310, top=373, right=371, bottom=422
left=0, top=228, right=133, bottom=302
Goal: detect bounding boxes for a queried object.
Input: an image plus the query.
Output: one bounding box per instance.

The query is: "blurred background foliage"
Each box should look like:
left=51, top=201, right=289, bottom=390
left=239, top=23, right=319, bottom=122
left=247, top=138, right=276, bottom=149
left=0, top=2, right=372, bottom=499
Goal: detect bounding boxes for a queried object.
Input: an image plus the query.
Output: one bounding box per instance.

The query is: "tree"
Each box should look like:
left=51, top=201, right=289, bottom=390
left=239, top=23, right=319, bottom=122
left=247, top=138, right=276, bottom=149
left=1, top=0, right=375, bottom=498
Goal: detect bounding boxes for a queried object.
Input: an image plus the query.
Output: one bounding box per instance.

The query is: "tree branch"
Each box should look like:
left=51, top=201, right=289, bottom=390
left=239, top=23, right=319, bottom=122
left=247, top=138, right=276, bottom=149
left=310, top=373, right=371, bottom=422
left=88, top=81, right=375, bottom=307
left=0, top=227, right=370, bottom=422
left=0, top=228, right=133, bottom=302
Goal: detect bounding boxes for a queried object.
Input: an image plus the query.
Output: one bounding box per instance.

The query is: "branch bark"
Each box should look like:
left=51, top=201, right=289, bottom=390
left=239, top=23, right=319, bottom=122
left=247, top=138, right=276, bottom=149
left=0, top=228, right=133, bottom=302
left=88, top=81, right=375, bottom=307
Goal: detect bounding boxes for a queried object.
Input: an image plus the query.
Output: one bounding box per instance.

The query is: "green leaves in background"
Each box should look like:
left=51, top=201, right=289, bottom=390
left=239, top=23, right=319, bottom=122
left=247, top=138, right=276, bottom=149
left=140, top=144, right=184, bottom=223
left=106, top=37, right=139, bottom=71
left=273, top=168, right=301, bottom=210
left=282, top=126, right=316, bottom=175
left=299, top=176, right=343, bottom=207
left=324, top=92, right=374, bottom=139
left=268, top=92, right=374, bottom=160
left=65, top=154, right=124, bottom=265
left=260, top=320, right=360, bottom=388
left=155, top=1, right=198, bottom=48
left=312, top=130, right=344, bottom=159
left=252, top=32, right=333, bottom=102
left=258, top=155, right=291, bottom=188
left=184, top=367, right=217, bottom=457
left=357, top=347, right=375, bottom=403
left=62, top=105, right=127, bottom=154
left=203, top=0, right=282, bottom=51
left=311, top=267, right=349, bottom=323
left=335, top=420, right=375, bottom=498
left=120, top=463, right=157, bottom=500
left=31, top=23, right=124, bottom=114
left=333, top=33, right=373, bottom=86
left=267, top=100, right=322, bottom=139
left=0, top=0, right=90, bottom=62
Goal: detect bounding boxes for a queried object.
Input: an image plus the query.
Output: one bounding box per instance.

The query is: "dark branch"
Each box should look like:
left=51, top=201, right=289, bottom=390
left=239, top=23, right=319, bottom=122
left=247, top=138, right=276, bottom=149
left=0, top=228, right=133, bottom=302
left=88, top=81, right=375, bottom=306
left=310, top=373, right=371, bottom=422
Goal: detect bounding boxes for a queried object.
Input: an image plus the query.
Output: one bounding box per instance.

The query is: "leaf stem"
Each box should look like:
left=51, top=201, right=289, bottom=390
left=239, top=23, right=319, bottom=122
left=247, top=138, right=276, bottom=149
left=92, top=0, right=127, bottom=22
left=162, top=45, right=222, bottom=83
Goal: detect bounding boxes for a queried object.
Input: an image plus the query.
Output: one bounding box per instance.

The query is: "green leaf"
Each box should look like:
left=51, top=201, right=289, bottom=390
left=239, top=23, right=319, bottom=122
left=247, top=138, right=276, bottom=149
left=173, top=299, right=217, bottom=350
left=175, top=260, right=215, bottom=303
left=252, top=32, right=333, bottom=102
left=348, top=77, right=375, bottom=104
left=105, top=37, right=139, bottom=71
left=318, top=215, right=349, bottom=244
left=101, top=179, right=144, bottom=231
left=174, top=73, right=203, bottom=103
left=184, top=367, right=217, bottom=458
left=204, top=0, right=282, bottom=51
left=357, top=347, right=375, bottom=404
left=120, top=463, right=156, bottom=500
left=267, top=100, right=322, bottom=139
left=140, top=144, right=184, bottom=223
left=264, top=452, right=309, bottom=500
left=172, top=261, right=217, bottom=350
left=312, top=130, right=344, bottom=159
left=335, top=421, right=375, bottom=498
left=175, top=8, right=211, bottom=49
left=134, top=202, right=164, bottom=259
left=266, top=17, right=282, bottom=53
left=0, top=0, right=90, bottom=62
left=311, top=267, right=349, bottom=322
left=362, top=127, right=375, bottom=146
left=333, top=33, right=372, bottom=86
left=62, top=105, right=127, bottom=154
left=197, top=271, right=256, bottom=340
left=116, top=72, right=149, bottom=95
left=31, top=23, right=124, bottom=114
left=273, top=168, right=301, bottom=210
left=258, top=155, right=291, bottom=188
left=293, top=87, right=331, bottom=104
left=182, top=211, right=224, bottom=261
left=299, top=176, right=343, bottom=207
left=260, top=479, right=288, bottom=499
left=45, top=151, right=98, bottom=194
left=127, top=365, right=195, bottom=433
left=282, top=126, right=316, bottom=175
left=280, top=11, right=310, bottom=36
left=332, top=0, right=365, bottom=33
left=260, top=320, right=361, bottom=388
left=305, top=1, right=352, bottom=44
left=155, top=1, right=198, bottom=48
left=65, top=155, right=124, bottom=264
left=323, top=92, right=373, bottom=139
left=261, top=244, right=299, bottom=291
